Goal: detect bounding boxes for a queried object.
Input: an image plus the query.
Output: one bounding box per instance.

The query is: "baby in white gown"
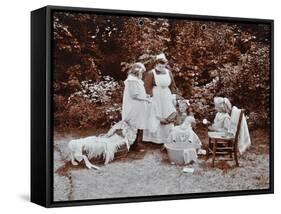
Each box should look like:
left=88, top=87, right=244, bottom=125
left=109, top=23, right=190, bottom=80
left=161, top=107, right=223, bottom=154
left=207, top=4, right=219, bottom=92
left=167, top=116, right=201, bottom=149
left=166, top=116, right=202, bottom=164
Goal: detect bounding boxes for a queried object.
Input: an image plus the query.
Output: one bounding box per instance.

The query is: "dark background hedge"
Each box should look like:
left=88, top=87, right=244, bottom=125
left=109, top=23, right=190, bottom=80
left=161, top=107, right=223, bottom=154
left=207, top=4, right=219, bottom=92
left=52, top=12, right=271, bottom=132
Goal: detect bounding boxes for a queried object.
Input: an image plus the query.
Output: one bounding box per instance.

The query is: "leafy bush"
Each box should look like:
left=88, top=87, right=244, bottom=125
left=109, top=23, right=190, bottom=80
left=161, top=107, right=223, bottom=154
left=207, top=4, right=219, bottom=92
left=54, top=76, right=122, bottom=131
left=53, top=12, right=271, bottom=132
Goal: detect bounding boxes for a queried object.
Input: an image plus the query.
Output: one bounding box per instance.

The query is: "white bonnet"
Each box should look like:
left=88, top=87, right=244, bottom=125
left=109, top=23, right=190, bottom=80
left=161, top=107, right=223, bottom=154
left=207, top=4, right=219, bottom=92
left=178, top=99, right=190, bottom=106
left=214, top=97, right=232, bottom=113
left=155, top=53, right=168, bottom=63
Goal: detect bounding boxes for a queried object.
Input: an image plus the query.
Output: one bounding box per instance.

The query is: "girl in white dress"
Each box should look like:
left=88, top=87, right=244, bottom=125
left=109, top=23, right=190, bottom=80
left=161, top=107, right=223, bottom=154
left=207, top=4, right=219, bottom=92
left=122, top=62, right=151, bottom=151
left=143, top=57, right=177, bottom=144
left=209, top=97, right=232, bottom=132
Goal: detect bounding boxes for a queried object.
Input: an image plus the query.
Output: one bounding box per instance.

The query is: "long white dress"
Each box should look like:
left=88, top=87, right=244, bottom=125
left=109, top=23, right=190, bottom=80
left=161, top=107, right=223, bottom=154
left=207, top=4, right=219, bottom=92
left=143, top=69, right=176, bottom=144
left=122, top=74, right=148, bottom=129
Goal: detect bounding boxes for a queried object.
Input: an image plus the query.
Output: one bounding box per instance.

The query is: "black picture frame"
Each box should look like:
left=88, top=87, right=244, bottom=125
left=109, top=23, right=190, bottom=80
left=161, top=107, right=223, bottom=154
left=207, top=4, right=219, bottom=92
left=31, top=5, right=274, bottom=208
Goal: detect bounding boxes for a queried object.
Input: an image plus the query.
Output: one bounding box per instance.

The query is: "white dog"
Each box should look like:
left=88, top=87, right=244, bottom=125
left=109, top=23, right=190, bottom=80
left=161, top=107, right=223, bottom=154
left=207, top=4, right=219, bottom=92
left=68, top=120, right=137, bottom=169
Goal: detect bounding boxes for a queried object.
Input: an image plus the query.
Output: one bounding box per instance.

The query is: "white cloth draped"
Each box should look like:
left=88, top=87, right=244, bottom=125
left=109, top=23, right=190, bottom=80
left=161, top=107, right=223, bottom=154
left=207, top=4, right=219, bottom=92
left=68, top=121, right=137, bottom=165
left=229, top=106, right=251, bottom=154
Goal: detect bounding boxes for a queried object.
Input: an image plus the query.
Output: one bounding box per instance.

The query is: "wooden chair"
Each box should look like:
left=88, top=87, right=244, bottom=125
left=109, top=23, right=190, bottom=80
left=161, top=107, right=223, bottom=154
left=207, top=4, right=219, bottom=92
left=206, top=107, right=245, bottom=167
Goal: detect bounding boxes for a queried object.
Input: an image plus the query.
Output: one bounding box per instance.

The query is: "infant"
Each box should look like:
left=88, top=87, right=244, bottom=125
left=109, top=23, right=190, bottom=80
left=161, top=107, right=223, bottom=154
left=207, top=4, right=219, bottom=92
left=167, top=116, right=201, bottom=150
left=166, top=116, right=202, bottom=164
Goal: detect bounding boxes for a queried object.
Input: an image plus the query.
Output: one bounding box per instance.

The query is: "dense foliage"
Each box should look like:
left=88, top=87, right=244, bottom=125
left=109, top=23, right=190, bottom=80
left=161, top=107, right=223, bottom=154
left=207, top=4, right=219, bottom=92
left=53, top=12, right=271, bottom=132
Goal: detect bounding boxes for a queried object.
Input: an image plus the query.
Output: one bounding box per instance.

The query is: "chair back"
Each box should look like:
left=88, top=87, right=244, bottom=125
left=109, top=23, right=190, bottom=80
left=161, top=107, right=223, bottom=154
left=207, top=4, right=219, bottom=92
left=228, top=106, right=245, bottom=142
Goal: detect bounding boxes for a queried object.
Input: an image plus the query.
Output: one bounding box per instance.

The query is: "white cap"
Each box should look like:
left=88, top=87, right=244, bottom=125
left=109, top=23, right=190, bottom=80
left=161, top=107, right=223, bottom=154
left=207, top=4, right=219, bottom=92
left=156, top=53, right=168, bottom=63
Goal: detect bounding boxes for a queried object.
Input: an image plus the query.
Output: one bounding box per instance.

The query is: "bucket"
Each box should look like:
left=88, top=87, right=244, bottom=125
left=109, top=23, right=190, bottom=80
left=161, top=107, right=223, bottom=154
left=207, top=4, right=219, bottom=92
left=164, top=142, right=197, bottom=165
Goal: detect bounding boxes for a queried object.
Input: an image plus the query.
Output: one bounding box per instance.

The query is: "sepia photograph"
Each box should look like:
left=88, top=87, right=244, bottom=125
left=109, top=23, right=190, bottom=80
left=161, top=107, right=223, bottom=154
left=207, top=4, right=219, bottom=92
left=52, top=9, right=272, bottom=202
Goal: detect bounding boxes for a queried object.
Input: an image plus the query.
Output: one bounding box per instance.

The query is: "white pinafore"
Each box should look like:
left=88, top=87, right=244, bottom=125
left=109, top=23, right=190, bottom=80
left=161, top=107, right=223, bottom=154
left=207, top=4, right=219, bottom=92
left=122, top=75, right=148, bottom=129
left=143, top=69, right=176, bottom=144
left=212, top=112, right=231, bottom=131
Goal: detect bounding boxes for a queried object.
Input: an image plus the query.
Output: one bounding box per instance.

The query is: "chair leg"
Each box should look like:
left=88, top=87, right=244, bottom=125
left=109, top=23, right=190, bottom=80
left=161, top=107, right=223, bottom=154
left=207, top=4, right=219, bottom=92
left=212, top=140, right=216, bottom=167
left=206, top=138, right=211, bottom=160
left=229, top=142, right=233, bottom=158
left=234, top=143, right=239, bottom=167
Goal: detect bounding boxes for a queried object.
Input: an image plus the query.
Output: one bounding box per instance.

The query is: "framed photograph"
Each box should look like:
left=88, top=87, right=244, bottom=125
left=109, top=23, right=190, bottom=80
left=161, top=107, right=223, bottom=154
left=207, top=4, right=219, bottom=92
left=31, top=5, right=274, bottom=207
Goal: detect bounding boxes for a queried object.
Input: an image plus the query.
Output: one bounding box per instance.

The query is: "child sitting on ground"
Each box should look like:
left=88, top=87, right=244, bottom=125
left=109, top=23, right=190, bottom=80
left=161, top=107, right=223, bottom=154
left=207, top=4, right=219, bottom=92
left=174, top=99, right=192, bottom=125
left=159, top=98, right=191, bottom=126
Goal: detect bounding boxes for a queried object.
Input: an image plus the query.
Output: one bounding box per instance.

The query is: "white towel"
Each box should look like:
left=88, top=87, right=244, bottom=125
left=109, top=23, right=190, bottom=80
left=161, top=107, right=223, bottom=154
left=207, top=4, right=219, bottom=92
left=238, top=115, right=251, bottom=154
left=229, top=106, right=251, bottom=154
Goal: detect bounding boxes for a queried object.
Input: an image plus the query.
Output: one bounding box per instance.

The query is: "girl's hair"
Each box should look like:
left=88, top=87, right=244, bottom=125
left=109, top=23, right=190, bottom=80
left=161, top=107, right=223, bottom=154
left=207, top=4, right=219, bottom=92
left=128, top=62, right=146, bottom=76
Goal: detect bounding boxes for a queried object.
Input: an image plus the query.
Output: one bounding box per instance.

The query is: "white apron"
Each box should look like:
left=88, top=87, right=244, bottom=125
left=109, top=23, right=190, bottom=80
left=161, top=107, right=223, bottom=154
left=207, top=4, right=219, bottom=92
left=143, top=69, right=176, bottom=144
